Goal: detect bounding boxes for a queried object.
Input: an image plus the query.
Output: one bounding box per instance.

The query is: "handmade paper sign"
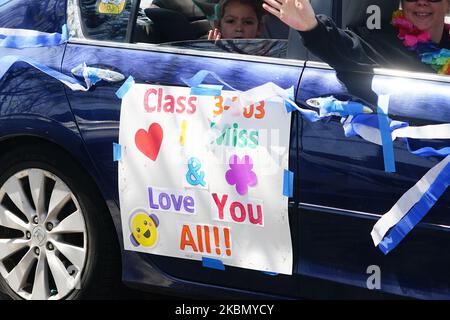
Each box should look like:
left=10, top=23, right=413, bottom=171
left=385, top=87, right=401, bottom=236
left=118, top=83, right=293, bottom=274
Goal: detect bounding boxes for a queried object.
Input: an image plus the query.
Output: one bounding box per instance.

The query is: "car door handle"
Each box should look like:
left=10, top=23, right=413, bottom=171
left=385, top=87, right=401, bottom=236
left=305, top=94, right=375, bottom=114
left=71, top=64, right=126, bottom=83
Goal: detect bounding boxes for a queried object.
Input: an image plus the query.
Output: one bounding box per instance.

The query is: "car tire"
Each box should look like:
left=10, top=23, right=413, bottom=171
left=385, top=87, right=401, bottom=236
left=0, top=143, right=121, bottom=300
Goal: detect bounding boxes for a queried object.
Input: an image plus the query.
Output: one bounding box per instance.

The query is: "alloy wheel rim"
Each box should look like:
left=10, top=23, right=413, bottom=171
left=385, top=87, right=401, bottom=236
left=0, top=169, right=88, bottom=300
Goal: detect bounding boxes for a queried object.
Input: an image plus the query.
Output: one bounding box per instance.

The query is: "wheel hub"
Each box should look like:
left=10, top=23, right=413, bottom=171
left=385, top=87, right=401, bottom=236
left=31, top=226, right=47, bottom=247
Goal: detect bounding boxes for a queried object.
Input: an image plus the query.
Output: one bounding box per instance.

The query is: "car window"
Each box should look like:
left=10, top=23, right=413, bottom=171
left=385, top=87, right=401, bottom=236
left=68, top=0, right=135, bottom=42
left=164, top=38, right=288, bottom=58
left=68, top=0, right=292, bottom=59
left=138, top=0, right=290, bottom=56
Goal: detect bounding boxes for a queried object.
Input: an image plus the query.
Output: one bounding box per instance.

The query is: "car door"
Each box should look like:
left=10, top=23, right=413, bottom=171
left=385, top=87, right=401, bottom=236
left=62, top=0, right=304, bottom=297
left=297, top=58, right=450, bottom=299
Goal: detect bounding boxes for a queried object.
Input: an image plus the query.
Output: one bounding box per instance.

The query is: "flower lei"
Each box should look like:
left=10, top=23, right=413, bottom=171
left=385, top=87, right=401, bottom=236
left=392, top=9, right=450, bottom=75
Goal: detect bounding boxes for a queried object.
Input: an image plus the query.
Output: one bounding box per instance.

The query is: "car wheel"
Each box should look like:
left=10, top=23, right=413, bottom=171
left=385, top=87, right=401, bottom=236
left=0, top=144, right=120, bottom=300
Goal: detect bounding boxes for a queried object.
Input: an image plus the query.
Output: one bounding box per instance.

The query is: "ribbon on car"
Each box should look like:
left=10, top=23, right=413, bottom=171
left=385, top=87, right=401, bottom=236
left=0, top=56, right=104, bottom=91
left=314, top=96, right=372, bottom=117
left=182, top=70, right=323, bottom=122
left=345, top=115, right=450, bottom=157
left=348, top=116, right=450, bottom=252
left=340, top=113, right=450, bottom=254
left=374, top=155, right=450, bottom=254
left=0, top=25, right=68, bottom=48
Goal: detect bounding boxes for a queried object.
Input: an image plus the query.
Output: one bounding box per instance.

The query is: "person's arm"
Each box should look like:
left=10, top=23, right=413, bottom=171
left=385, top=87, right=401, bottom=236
left=300, top=14, right=378, bottom=71
left=263, top=0, right=379, bottom=71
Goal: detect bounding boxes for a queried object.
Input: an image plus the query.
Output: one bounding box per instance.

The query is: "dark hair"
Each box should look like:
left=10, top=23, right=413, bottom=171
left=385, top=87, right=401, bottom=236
left=217, top=0, right=264, bottom=22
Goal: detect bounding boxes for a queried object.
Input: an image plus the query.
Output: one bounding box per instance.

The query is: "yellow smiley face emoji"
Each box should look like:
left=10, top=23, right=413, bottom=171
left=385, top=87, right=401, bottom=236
left=130, top=211, right=159, bottom=248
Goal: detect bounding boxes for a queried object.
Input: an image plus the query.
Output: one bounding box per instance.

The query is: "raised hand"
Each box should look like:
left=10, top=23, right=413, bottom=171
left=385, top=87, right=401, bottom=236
left=262, top=0, right=318, bottom=32
left=208, top=28, right=222, bottom=41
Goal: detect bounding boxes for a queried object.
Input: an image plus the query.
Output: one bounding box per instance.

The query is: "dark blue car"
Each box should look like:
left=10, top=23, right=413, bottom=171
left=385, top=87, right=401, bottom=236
left=0, top=0, right=449, bottom=300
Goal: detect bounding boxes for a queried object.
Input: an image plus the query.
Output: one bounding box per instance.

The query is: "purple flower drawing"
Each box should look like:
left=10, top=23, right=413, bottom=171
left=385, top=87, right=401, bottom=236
left=225, top=155, right=258, bottom=196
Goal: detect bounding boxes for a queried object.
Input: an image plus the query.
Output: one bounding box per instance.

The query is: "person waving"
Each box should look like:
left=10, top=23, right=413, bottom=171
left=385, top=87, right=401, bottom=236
left=263, top=0, right=450, bottom=74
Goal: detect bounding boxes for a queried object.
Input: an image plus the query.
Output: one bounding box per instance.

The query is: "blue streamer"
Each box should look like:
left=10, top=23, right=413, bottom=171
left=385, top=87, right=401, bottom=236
left=344, top=114, right=409, bottom=138
left=345, top=115, right=449, bottom=159
left=343, top=114, right=378, bottom=138
left=283, top=169, right=294, bottom=197
left=344, top=113, right=450, bottom=254
left=378, top=159, right=450, bottom=254
left=202, top=257, right=225, bottom=271
left=116, top=76, right=135, bottom=99
left=0, top=55, right=88, bottom=90
left=403, top=138, right=450, bottom=158
left=0, top=25, right=68, bottom=48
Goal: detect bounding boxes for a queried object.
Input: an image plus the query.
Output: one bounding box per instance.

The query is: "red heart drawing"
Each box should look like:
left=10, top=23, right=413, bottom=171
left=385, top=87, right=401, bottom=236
left=135, top=123, right=164, bottom=161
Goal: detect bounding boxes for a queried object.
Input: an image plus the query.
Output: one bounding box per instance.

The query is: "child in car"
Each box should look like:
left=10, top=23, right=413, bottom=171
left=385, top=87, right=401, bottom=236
left=208, top=0, right=265, bottom=40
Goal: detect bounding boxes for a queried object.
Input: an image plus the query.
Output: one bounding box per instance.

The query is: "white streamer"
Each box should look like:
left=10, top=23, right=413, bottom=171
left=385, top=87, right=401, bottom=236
left=352, top=123, right=450, bottom=146
left=371, top=154, right=450, bottom=246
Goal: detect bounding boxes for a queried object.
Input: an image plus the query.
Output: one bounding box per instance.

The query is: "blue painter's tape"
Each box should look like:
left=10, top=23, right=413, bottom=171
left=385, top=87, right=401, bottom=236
left=378, top=159, right=450, bottom=254
left=202, top=257, right=225, bottom=271
left=182, top=70, right=211, bottom=87
left=181, top=70, right=237, bottom=91
left=322, top=99, right=366, bottom=117
left=263, top=271, right=278, bottom=276
left=283, top=169, right=294, bottom=197
left=378, top=114, right=396, bottom=173
left=339, top=101, right=366, bottom=116
left=115, top=76, right=135, bottom=99
left=284, top=87, right=296, bottom=113
left=191, top=84, right=223, bottom=96
left=377, top=96, right=396, bottom=173
left=113, top=143, right=121, bottom=161
left=285, top=101, right=297, bottom=113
